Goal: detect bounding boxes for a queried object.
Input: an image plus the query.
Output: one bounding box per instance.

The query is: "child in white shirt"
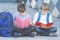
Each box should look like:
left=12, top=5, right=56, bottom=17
left=33, top=3, right=57, bottom=36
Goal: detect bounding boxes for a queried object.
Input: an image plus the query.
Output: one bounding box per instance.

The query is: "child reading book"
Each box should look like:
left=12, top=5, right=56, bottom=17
left=33, top=3, right=57, bottom=36
left=13, top=3, right=35, bottom=37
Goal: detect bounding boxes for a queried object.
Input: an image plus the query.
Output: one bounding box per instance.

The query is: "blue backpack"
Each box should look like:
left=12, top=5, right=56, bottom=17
left=37, top=12, right=50, bottom=23
left=0, top=12, right=13, bottom=37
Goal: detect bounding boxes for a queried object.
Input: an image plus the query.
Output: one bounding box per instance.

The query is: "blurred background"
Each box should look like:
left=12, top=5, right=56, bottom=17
left=0, top=0, right=60, bottom=18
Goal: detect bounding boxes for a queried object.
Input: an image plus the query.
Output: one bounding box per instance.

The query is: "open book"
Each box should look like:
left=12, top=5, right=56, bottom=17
left=36, top=22, right=53, bottom=27
left=15, top=17, right=30, bottom=28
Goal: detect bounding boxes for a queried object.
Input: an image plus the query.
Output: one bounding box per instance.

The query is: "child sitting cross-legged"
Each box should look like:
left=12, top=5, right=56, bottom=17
left=33, top=3, right=57, bottom=36
left=13, top=3, right=35, bottom=37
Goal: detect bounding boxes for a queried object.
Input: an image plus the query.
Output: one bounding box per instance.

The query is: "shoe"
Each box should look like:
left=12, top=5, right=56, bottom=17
left=13, top=32, right=23, bottom=37
left=49, top=32, right=58, bottom=37
left=28, top=32, right=34, bottom=37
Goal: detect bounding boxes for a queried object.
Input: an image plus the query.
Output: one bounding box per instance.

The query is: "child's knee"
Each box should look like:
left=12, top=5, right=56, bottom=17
left=50, top=27, right=57, bottom=33
left=36, top=27, right=42, bottom=32
left=29, top=26, right=36, bottom=30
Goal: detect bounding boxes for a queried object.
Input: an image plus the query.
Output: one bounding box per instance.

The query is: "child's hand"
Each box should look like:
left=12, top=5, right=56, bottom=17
left=41, top=24, right=51, bottom=29
left=41, top=24, right=49, bottom=29
left=29, top=22, right=34, bottom=26
left=41, top=24, right=46, bottom=28
left=14, top=21, right=17, bottom=26
left=45, top=26, right=51, bottom=29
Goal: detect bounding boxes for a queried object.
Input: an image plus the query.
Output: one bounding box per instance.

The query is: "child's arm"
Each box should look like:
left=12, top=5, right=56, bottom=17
left=43, top=14, right=53, bottom=29
left=29, top=22, right=35, bottom=26
left=14, top=21, right=17, bottom=26
left=33, top=13, right=38, bottom=25
left=41, top=23, right=53, bottom=29
left=45, top=14, right=53, bottom=28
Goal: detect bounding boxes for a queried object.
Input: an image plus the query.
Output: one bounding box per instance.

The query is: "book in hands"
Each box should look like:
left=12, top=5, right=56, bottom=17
left=36, top=22, right=53, bottom=27
left=15, top=17, right=30, bottom=28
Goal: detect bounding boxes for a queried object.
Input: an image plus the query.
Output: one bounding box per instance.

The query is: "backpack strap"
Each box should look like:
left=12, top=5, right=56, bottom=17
left=37, top=12, right=50, bottom=23
left=46, top=13, right=50, bottom=23
left=37, top=12, right=41, bottom=22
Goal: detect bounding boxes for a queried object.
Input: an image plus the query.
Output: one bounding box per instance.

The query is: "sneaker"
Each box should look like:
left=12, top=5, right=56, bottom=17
left=49, top=33, right=58, bottom=37
left=28, top=32, right=34, bottom=37
left=14, top=32, right=22, bottom=37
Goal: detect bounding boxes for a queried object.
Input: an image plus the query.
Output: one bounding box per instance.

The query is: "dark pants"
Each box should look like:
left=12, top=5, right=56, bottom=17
left=36, top=27, right=57, bottom=36
left=13, top=26, right=35, bottom=35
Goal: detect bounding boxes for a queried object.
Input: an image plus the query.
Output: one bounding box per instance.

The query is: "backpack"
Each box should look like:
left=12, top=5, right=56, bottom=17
left=0, top=12, right=13, bottom=37
left=37, top=12, right=50, bottom=23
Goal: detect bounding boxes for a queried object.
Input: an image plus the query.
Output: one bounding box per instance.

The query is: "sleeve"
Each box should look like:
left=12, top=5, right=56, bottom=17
left=49, top=14, right=53, bottom=23
left=32, top=13, right=38, bottom=24
left=12, top=13, right=17, bottom=21
left=45, top=14, right=53, bottom=27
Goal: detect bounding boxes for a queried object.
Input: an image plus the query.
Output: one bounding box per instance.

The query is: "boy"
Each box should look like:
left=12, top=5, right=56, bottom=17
left=13, top=3, right=35, bottom=37
left=33, top=3, right=57, bottom=36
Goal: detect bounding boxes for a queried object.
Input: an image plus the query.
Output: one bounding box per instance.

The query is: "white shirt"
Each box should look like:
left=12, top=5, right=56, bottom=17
left=33, top=12, right=53, bottom=24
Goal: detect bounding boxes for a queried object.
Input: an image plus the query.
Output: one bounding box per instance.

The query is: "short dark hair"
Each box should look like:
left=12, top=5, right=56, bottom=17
left=17, top=3, right=26, bottom=12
